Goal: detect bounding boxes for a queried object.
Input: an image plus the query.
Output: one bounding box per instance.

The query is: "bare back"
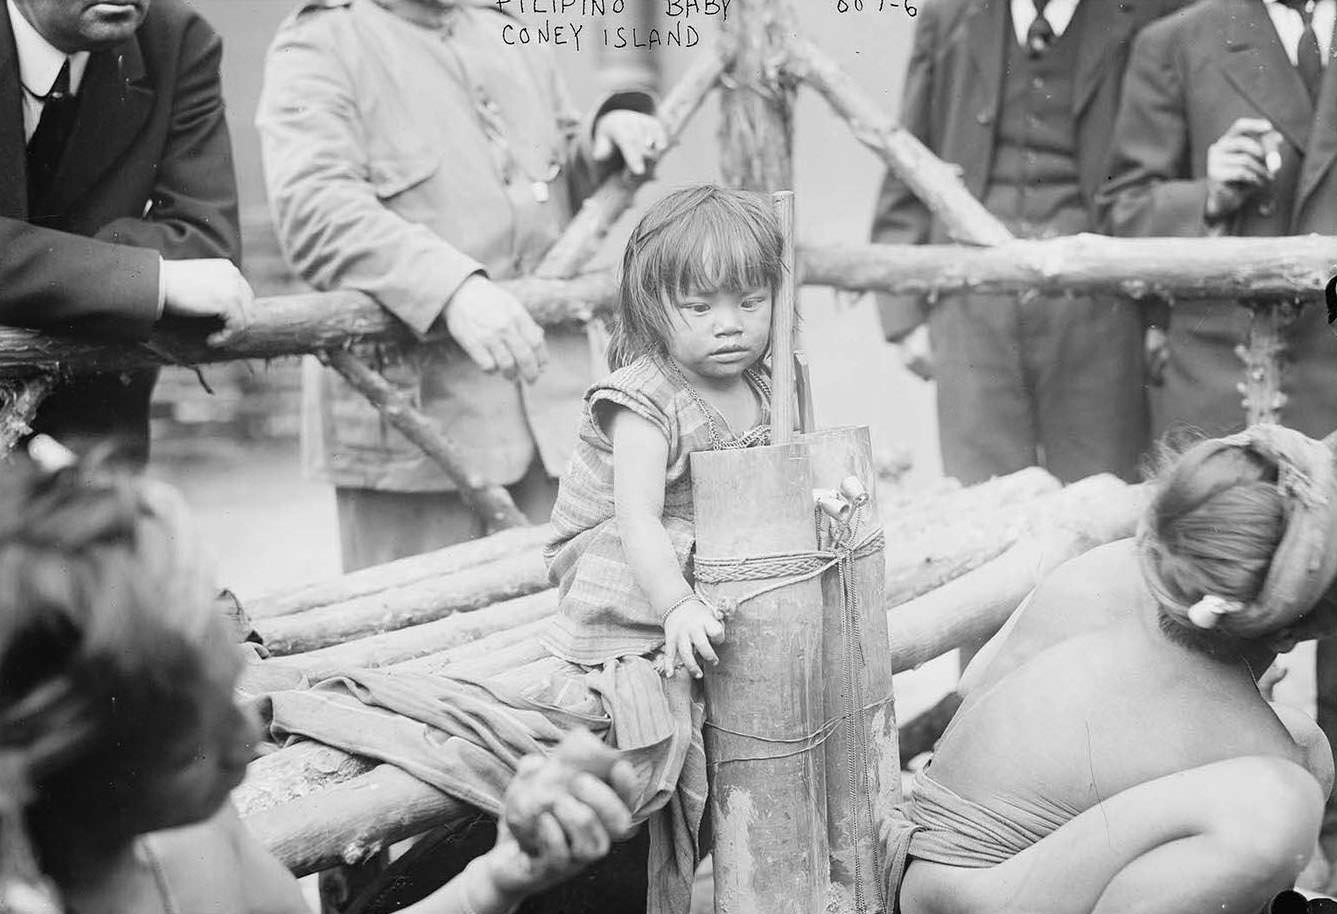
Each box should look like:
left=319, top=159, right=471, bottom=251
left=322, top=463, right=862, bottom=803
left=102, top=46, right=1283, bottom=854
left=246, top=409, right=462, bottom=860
left=927, top=539, right=1304, bottom=833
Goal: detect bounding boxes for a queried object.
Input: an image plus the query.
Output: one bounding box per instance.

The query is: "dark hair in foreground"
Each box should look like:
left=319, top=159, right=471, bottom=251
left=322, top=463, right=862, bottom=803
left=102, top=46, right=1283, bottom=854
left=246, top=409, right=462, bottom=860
left=0, top=457, right=233, bottom=900
left=607, top=184, right=786, bottom=370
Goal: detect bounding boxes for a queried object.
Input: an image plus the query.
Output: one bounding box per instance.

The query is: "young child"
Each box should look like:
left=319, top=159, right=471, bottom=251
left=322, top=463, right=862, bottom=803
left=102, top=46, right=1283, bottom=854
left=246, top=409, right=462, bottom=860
left=542, top=184, right=784, bottom=680
left=0, top=450, right=636, bottom=914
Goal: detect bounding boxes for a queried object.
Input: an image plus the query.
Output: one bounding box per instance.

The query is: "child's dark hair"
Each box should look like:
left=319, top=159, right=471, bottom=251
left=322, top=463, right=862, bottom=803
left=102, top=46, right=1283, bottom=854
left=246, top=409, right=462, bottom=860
left=607, top=185, right=785, bottom=370
left=0, top=457, right=231, bottom=900
left=1140, top=434, right=1286, bottom=646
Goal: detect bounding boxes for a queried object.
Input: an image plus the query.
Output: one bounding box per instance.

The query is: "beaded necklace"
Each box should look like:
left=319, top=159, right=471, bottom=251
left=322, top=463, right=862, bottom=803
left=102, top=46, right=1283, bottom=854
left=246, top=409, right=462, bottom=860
left=664, top=358, right=772, bottom=451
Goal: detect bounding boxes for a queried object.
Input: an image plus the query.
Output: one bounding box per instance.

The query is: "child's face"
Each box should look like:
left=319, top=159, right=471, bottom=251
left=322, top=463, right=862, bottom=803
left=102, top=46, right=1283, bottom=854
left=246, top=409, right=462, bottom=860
left=664, top=286, right=772, bottom=385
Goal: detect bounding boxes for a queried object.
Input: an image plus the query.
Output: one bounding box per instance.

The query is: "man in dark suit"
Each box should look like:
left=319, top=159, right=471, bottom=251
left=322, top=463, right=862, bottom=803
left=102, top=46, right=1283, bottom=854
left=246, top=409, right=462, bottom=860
left=870, top=0, right=1183, bottom=486
left=1099, top=0, right=1337, bottom=884
left=1, top=0, right=252, bottom=465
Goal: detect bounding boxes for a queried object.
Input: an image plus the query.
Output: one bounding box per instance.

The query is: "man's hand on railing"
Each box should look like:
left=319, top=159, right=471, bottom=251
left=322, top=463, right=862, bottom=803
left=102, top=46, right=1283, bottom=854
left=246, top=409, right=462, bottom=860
left=896, top=323, right=934, bottom=382
left=160, top=258, right=254, bottom=347
left=444, top=274, right=550, bottom=384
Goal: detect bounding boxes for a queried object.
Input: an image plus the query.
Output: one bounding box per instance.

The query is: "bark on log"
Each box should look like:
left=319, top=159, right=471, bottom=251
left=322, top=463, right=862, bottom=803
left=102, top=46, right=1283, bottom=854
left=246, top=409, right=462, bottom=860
left=719, top=0, right=797, bottom=193
left=275, top=591, right=556, bottom=683
left=319, top=349, right=527, bottom=533
left=0, top=373, right=53, bottom=454
left=247, top=525, right=553, bottom=620
left=252, top=551, right=550, bottom=655
left=246, top=764, right=477, bottom=876
left=802, top=236, right=1337, bottom=302
left=886, top=476, right=1146, bottom=672
left=788, top=37, right=1013, bottom=247
left=534, top=47, right=726, bottom=279
left=1237, top=302, right=1299, bottom=426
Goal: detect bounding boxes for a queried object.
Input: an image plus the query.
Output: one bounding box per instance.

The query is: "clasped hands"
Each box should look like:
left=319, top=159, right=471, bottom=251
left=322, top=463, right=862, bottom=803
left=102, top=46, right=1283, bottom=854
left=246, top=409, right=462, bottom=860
left=444, top=111, right=666, bottom=384
left=484, top=730, right=638, bottom=903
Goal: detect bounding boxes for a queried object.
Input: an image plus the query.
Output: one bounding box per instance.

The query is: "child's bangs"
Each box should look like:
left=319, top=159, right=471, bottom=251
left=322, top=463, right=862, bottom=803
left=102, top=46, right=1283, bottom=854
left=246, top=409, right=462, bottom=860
left=660, top=204, right=781, bottom=300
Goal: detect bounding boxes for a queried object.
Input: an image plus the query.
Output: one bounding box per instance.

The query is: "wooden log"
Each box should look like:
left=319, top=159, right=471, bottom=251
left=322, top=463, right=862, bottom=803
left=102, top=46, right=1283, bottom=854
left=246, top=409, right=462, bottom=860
left=719, top=0, right=797, bottom=193
left=771, top=191, right=798, bottom=446
left=887, top=475, right=1146, bottom=673
left=318, top=349, right=527, bottom=533
left=0, top=274, right=617, bottom=379
left=692, top=443, right=829, bottom=914
left=802, top=426, right=898, bottom=914
left=1237, top=301, right=1299, bottom=426
left=252, top=551, right=549, bottom=655
left=275, top=591, right=556, bottom=683
left=246, top=764, right=477, bottom=876
left=0, top=236, right=1330, bottom=379
left=787, top=37, right=1013, bottom=247
left=801, top=236, right=1337, bottom=302
left=247, top=525, right=553, bottom=620
left=0, top=373, right=53, bottom=454
left=534, top=47, right=725, bottom=279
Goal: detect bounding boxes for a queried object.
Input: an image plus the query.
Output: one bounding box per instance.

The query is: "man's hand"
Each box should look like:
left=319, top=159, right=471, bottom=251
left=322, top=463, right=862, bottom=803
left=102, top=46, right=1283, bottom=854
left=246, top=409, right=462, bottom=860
left=592, top=111, right=666, bottom=176
left=444, top=274, right=549, bottom=383
left=160, top=259, right=254, bottom=347
left=485, top=731, right=637, bottom=902
left=661, top=597, right=725, bottom=679
left=1144, top=326, right=1168, bottom=387
left=896, top=323, right=934, bottom=382
left=1205, top=118, right=1281, bottom=223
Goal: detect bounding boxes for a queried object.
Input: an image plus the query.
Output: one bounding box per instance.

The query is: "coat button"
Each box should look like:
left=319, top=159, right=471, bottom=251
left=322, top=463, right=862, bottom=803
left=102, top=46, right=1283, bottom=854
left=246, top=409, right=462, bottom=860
left=976, top=110, right=994, bottom=125
left=1257, top=200, right=1276, bottom=217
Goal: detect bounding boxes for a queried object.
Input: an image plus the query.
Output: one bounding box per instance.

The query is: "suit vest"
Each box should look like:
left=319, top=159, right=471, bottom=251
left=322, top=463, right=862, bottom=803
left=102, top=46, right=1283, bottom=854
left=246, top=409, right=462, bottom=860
left=982, top=2, right=1091, bottom=239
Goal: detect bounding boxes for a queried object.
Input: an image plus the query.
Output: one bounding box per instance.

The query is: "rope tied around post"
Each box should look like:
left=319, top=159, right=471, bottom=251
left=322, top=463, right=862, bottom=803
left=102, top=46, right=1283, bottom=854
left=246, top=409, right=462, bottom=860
left=695, top=481, right=888, bottom=913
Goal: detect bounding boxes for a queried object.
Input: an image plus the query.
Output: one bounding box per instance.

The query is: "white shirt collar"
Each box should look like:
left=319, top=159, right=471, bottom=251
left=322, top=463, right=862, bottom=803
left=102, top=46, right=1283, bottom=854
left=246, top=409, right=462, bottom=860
left=6, top=0, right=90, bottom=98
left=1011, top=0, right=1082, bottom=45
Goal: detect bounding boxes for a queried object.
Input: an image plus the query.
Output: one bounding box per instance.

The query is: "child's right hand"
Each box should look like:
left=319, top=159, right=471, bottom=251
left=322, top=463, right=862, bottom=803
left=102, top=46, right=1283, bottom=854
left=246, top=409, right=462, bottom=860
left=662, top=598, right=726, bottom=679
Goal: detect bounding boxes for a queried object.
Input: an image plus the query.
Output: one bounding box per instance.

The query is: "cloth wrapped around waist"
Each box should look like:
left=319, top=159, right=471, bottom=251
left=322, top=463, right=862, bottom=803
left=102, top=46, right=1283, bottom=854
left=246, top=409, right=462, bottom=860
left=881, top=764, right=1078, bottom=905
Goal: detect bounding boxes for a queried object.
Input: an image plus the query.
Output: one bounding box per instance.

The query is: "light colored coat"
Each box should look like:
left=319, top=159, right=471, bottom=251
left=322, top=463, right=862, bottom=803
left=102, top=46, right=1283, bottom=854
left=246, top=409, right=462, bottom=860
left=257, top=0, right=642, bottom=491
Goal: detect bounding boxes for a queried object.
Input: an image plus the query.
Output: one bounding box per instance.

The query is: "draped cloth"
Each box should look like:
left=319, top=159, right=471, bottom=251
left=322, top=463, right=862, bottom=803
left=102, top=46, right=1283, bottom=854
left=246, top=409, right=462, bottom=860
left=265, top=654, right=706, bottom=914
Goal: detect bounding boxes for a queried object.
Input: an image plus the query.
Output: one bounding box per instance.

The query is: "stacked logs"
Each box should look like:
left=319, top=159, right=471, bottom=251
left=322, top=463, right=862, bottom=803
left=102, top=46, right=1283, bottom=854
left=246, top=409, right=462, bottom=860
left=235, top=467, right=1145, bottom=875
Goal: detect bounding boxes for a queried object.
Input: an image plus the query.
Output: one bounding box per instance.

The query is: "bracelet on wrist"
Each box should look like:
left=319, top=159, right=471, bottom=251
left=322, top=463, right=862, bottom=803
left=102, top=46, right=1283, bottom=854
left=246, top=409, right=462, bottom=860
left=660, top=592, right=699, bottom=623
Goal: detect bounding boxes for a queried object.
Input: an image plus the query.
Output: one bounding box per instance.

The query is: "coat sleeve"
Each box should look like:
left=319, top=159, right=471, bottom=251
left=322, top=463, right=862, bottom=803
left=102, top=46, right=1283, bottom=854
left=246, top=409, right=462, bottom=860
left=0, top=219, right=160, bottom=337
left=255, top=14, right=484, bottom=336
left=93, top=14, right=242, bottom=264
left=1095, top=19, right=1211, bottom=239
left=868, top=3, right=939, bottom=342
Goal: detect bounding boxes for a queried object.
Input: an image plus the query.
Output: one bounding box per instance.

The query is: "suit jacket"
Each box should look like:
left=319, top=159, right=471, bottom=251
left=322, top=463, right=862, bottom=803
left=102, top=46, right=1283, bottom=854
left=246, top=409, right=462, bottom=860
left=0, top=0, right=241, bottom=458
left=870, top=0, right=1186, bottom=339
left=1098, top=0, right=1337, bottom=437
left=258, top=0, right=651, bottom=492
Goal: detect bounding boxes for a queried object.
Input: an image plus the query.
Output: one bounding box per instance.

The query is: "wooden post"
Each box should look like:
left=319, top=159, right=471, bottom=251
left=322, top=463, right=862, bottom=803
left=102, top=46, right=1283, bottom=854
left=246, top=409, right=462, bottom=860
left=693, top=444, right=829, bottom=914
left=772, top=191, right=798, bottom=445
left=1237, top=301, right=1297, bottom=426
left=719, top=0, right=797, bottom=192
left=803, top=425, right=899, bottom=914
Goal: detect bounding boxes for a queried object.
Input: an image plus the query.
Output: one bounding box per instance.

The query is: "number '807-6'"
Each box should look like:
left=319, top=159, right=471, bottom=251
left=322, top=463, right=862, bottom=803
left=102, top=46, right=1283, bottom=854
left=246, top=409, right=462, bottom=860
left=835, top=0, right=917, bottom=14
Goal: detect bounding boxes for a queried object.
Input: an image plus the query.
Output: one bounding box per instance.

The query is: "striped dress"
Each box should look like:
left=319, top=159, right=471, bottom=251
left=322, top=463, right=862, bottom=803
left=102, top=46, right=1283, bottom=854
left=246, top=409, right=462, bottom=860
left=541, top=353, right=772, bottom=664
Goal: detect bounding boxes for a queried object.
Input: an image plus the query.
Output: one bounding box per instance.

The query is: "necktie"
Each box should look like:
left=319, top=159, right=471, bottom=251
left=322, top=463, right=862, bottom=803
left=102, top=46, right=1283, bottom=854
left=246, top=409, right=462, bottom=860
left=1027, top=0, right=1055, bottom=57
left=1281, top=0, right=1324, bottom=103
left=26, top=58, right=80, bottom=213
